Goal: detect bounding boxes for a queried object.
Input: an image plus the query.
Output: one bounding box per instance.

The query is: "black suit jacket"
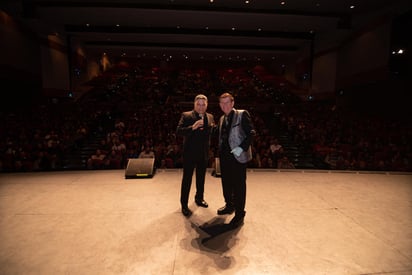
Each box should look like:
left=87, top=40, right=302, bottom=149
left=176, top=111, right=215, bottom=161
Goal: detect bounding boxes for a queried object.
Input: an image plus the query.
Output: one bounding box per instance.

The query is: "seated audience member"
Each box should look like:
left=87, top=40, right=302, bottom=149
left=139, top=146, right=155, bottom=158
left=87, top=149, right=106, bottom=169
left=277, top=155, right=295, bottom=169
left=126, top=148, right=139, bottom=159
left=105, top=149, right=122, bottom=169
left=324, top=146, right=339, bottom=169
left=269, top=138, right=283, bottom=164
left=111, top=138, right=127, bottom=154
left=111, top=137, right=127, bottom=167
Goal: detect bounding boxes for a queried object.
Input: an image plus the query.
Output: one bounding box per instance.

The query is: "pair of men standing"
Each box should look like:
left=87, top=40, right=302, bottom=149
left=176, top=93, right=254, bottom=228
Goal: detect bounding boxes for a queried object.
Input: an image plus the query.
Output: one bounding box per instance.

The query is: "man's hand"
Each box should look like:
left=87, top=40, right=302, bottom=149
left=231, top=147, right=243, bottom=157
left=192, top=119, right=204, bottom=130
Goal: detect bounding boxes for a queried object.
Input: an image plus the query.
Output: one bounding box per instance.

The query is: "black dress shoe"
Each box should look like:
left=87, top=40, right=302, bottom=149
left=195, top=199, right=208, bottom=208
left=181, top=207, right=192, bottom=217
left=229, top=215, right=245, bottom=228
left=217, top=205, right=235, bottom=215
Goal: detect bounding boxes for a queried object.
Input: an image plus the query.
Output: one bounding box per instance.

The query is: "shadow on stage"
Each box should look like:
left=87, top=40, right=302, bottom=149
left=190, top=217, right=242, bottom=253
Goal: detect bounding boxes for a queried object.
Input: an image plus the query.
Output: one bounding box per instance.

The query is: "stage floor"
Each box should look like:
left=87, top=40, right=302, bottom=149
left=0, top=169, right=411, bottom=275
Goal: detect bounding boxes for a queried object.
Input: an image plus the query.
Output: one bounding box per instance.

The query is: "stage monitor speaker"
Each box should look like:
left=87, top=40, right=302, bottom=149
left=125, top=158, right=155, bottom=179
left=212, top=157, right=221, bottom=177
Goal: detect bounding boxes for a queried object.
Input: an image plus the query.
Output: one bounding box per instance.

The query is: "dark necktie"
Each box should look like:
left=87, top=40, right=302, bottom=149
left=203, top=114, right=208, bottom=128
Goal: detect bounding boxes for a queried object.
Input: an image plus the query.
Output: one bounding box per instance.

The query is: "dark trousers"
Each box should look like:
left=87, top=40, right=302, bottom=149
left=180, top=158, right=207, bottom=206
left=220, top=150, right=247, bottom=215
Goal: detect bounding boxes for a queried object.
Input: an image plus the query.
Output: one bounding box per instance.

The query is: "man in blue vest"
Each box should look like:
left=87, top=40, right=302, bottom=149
left=217, top=92, right=255, bottom=228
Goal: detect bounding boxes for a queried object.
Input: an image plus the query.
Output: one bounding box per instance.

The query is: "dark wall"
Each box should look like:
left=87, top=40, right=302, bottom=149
left=0, top=65, right=42, bottom=111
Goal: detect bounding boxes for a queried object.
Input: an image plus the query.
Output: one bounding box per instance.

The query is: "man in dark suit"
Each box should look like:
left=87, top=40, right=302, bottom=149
left=176, top=94, right=215, bottom=217
left=217, top=92, right=254, bottom=228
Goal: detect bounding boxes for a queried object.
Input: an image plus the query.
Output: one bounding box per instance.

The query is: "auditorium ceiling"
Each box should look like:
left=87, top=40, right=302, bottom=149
left=2, top=0, right=412, bottom=65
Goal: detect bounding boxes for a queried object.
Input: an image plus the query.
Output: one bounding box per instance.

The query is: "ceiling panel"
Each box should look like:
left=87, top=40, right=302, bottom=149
left=2, top=0, right=411, bottom=64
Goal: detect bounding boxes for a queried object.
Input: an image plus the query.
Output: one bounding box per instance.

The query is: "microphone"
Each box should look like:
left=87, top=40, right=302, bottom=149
left=199, top=113, right=204, bottom=130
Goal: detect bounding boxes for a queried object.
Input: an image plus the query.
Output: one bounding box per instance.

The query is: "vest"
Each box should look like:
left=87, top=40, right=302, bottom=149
left=219, top=109, right=252, bottom=164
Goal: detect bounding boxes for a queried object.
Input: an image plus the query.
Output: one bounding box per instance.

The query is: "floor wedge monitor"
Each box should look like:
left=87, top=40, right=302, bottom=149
left=125, top=158, right=155, bottom=179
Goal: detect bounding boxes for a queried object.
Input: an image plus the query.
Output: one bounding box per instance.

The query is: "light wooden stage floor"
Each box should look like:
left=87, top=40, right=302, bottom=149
left=0, top=169, right=411, bottom=275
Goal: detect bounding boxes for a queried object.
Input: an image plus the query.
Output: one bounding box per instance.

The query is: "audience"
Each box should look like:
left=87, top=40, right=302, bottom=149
left=1, top=65, right=411, bottom=172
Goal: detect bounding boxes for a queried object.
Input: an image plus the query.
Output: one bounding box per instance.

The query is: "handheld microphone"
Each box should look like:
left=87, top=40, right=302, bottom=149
left=199, top=113, right=204, bottom=130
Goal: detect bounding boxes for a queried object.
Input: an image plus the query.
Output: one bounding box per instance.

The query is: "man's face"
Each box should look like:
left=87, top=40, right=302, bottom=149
left=219, top=97, right=234, bottom=115
left=194, top=99, right=207, bottom=114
